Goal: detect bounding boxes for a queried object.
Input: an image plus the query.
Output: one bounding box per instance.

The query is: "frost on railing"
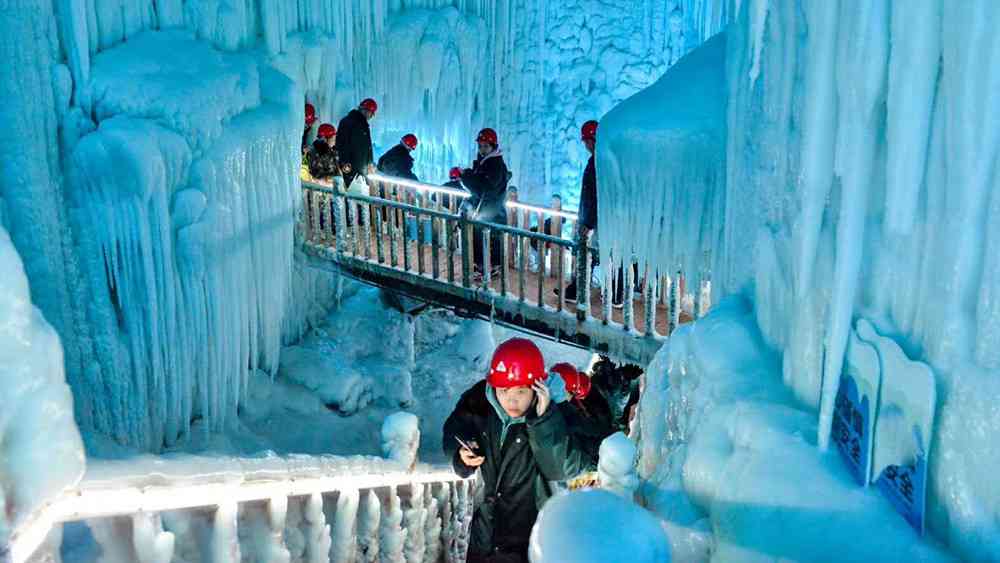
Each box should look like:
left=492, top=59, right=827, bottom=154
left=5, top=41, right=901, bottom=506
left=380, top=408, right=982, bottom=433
left=8, top=444, right=474, bottom=563
left=300, top=176, right=714, bottom=363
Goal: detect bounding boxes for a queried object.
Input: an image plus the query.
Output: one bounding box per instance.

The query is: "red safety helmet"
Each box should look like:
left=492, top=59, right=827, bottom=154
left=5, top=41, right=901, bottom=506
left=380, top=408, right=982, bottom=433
left=487, top=338, right=546, bottom=388
left=476, top=127, right=498, bottom=147
left=305, top=103, right=317, bottom=126
left=360, top=98, right=378, bottom=114
left=551, top=363, right=591, bottom=400
left=581, top=120, right=598, bottom=142
left=318, top=123, right=336, bottom=139
left=402, top=134, right=418, bottom=150
left=449, top=166, right=462, bottom=180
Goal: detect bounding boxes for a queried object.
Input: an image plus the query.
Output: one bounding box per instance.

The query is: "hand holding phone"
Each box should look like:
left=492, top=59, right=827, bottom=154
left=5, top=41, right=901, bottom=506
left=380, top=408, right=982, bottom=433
left=455, top=436, right=485, bottom=468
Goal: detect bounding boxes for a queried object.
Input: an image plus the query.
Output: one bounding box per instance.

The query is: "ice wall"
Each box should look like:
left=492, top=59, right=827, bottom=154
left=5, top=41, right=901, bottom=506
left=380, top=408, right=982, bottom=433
left=65, top=31, right=302, bottom=450
left=0, top=225, right=85, bottom=542
left=602, top=0, right=1000, bottom=558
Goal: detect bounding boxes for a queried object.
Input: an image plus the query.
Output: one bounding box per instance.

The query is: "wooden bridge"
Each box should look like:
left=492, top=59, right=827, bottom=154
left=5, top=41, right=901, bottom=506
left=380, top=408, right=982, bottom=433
left=299, top=174, right=709, bottom=364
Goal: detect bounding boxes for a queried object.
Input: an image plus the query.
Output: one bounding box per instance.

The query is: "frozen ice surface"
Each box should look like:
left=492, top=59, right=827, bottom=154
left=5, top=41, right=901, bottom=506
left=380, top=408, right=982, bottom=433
left=529, top=489, right=670, bottom=563
left=0, top=226, right=85, bottom=537
left=381, top=412, right=420, bottom=470
left=636, top=300, right=954, bottom=562
left=597, top=432, right=639, bottom=498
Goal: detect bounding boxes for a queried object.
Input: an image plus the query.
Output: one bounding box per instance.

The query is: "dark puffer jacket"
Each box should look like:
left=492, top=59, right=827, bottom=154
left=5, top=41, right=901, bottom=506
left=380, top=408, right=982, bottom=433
left=460, top=149, right=508, bottom=224
left=578, top=155, right=598, bottom=230
left=377, top=143, right=418, bottom=181
left=443, top=380, right=594, bottom=560
left=307, top=140, right=339, bottom=179
left=336, top=109, right=374, bottom=178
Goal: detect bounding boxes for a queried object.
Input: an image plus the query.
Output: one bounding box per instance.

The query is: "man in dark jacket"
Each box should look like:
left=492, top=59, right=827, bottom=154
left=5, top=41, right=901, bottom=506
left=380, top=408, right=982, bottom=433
left=548, top=362, right=617, bottom=464
left=336, top=98, right=378, bottom=189
left=460, top=128, right=509, bottom=278
left=307, top=123, right=339, bottom=180
left=442, top=338, right=593, bottom=563
left=376, top=134, right=419, bottom=181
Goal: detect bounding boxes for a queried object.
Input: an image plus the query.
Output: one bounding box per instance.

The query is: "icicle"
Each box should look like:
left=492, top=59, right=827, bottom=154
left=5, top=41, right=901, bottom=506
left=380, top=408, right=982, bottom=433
left=331, top=488, right=359, bottom=563
left=402, top=483, right=427, bottom=563
left=379, top=486, right=406, bottom=563
left=356, top=490, right=381, bottom=563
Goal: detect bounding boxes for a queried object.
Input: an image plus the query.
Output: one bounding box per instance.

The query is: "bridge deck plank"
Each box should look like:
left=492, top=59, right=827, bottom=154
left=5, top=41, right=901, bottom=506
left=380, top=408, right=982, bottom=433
left=346, top=227, right=690, bottom=336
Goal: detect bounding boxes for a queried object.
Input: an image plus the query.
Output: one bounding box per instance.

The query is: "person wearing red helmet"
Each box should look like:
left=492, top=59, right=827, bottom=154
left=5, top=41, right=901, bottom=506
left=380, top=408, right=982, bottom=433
left=336, top=98, right=378, bottom=189
left=434, top=166, right=465, bottom=210
left=376, top=133, right=419, bottom=182
left=442, top=338, right=593, bottom=562
left=460, top=127, right=510, bottom=280
left=303, top=102, right=318, bottom=155
left=561, top=119, right=628, bottom=308
left=306, top=123, right=340, bottom=181
left=547, top=360, right=624, bottom=465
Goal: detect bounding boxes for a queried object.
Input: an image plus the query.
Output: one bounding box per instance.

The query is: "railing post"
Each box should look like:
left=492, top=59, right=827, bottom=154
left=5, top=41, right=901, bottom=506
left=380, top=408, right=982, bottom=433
left=518, top=234, right=527, bottom=302
left=669, top=270, right=681, bottom=333
left=602, top=257, right=613, bottom=325
left=348, top=199, right=360, bottom=258
left=333, top=180, right=347, bottom=255
left=447, top=217, right=457, bottom=284
left=644, top=267, right=657, bottom=337
left=417, top=210, right=426, bottom=277
left=536, top=234, right=545, bottom=306
left=575, top=231, right=590, bottom=322
left=360, top=204, right=372, bottom=260
left=303, top=492, right=332, bottom=563
left=461, top=220, right=473, bottom=289
left=212, top=502, right=241, bottom=562
left=482, top=226, right=492, bottom=288
left=499, top=232, right=508, bottom=297
left=374, top=202, right=385, bottom=264
left=331, top=489, right=359, bottom=563
left=556, top=244, right=565, bottom=313
left=623, top=256, right=635, bottom=332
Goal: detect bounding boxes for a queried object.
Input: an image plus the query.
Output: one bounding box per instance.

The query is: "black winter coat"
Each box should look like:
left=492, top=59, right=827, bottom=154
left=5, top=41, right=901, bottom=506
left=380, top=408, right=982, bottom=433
left=578, top=155, right=598, bottom=230
left=460, top=151, right=508, bottom=224
left=307, top=140, right=339, bottom=180
left=562, top=392, right=617, bottom=462
left=336, top=109, right=373, bottom=176
left=443, top=380, right=594, bottom=559
left=377, top=144, right=418, bottom=181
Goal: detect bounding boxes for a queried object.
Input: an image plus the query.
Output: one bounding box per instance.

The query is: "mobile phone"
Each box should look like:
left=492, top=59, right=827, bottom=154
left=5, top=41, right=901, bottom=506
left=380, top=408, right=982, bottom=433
left=454, top=436, right=480, bottom=454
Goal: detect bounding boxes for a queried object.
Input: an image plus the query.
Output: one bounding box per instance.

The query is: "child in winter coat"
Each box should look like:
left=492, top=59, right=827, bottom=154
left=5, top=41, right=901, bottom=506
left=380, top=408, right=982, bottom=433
left=442, top=338, right=593, bottom=563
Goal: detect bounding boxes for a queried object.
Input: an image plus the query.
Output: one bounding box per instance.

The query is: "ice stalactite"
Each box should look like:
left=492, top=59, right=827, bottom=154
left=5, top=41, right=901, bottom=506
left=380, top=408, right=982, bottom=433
left=356, top=490, right=381, bottom=563
left=330, top=488, right=359, bottom=563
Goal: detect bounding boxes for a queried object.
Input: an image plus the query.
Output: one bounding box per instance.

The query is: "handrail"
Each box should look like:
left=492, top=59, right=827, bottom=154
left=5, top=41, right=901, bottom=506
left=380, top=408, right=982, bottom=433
left=357, top=173, right=581, bottom=221
left=7, top=451, right=473, bottom=563
left=306, top=185, right=575, bottom=249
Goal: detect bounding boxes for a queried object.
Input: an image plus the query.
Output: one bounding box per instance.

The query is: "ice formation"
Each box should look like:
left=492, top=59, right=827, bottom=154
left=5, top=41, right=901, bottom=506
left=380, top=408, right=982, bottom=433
left=528, top=489, right=671, bottom=563
left=0, top=226, right=85, bottom=542
left=597, top=432, right=639, bottom=498
left=636, top=300, right=952, bottom=561
left=601, top=0, right=1000, bottom=557
left=381, top=412, right=421, bottom=471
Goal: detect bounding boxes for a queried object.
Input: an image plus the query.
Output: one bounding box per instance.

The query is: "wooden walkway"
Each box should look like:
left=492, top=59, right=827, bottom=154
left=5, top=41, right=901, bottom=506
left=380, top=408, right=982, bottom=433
left=300, top=180, right=699, bottom=363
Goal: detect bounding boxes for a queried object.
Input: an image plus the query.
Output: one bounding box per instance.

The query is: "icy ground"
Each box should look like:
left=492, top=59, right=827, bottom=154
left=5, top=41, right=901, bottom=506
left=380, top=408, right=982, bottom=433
left=82, top=281, right=591, bottom=465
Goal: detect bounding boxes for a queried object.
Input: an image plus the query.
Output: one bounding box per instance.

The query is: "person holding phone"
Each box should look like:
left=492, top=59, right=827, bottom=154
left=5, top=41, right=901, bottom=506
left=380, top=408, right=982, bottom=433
left=442, top=338, right=593, bottom=563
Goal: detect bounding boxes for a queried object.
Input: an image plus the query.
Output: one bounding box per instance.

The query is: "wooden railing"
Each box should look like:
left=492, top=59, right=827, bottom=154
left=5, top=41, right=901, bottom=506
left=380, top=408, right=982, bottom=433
left=301, top=176, right=712, bottom=360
